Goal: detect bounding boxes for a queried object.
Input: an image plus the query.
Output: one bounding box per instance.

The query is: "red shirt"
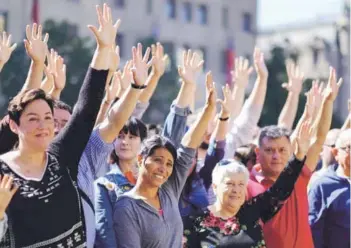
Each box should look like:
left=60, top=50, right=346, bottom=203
left=247, top=164, right=314, bottom=248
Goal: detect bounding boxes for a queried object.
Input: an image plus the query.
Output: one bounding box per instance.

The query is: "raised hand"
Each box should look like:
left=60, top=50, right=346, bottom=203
left=0, top=31, right=17, bottom=69
left=88, top=3, right=121, bottom=48
left=253, top=47, right=268, bottom=79
left=120, top=60, right=133, bottom=91
left=294, top=120, right=313, bottom=160
left=52, top=55, right=66, bottom=91
left=105, top=72, right=120, bottom=103
left=178, top=50, right=204, bottom=86
left=151, top=42, right=168, bottom=78
left=232, top=56, right=253, bottom=88
left=0, top=175, right=18, bottom=220
left=205, top=71, right=217, bottom=108
left=323, top=67, right=343, bottom=101
left=24, top=23, right=49, bottom=63
left=131, top=43, right=153, bottom=86
left=217, top=84, right=231, bottom=119
left=282, top=60, right=304, bottom=93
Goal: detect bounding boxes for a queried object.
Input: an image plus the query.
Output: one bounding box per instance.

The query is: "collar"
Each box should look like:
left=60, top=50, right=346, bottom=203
left=251, top=164, right=275, bottom=185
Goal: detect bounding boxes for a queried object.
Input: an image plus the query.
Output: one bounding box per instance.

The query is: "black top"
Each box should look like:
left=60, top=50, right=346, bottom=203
left=0, top=67, right=108, bottom=248
left=183, top=155, right=305, bottom=248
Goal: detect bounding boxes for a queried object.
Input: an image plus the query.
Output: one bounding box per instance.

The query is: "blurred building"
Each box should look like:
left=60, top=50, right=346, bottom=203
left=257, top=2, right=350, bottom=121
left=0, top=0, right=257, bottom=109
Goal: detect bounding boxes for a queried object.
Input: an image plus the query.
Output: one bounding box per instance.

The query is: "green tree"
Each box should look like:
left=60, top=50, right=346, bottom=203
left=43, top=19, right=94, bottom=106
left=259, top=45, right=341, bottom=129
left=138, top=36, right=180, bottom=124
left=0, top=44, right=30, bottom=114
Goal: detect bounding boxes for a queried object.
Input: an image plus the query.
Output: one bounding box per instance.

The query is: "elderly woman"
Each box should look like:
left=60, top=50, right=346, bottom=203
left=183, top=121, right=312, bottom=248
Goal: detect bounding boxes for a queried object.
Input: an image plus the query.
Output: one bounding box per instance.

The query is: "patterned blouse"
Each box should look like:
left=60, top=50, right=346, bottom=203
left=183, top=155, right=305, bottom=248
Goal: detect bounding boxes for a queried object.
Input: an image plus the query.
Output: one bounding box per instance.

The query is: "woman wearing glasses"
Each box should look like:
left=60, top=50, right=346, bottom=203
left=183, top=121, right=312, bottom=248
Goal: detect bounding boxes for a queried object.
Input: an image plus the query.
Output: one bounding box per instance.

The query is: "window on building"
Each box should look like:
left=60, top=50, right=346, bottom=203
left=0, top=11, right=8, bottom=32
left=166, top=0, right=176, bottom=19
left=197, top=4, right=208, bottom=25
left=182, top=2, right=192, bottom=23
left=222, top=7, right=229, bottom=28
left=242, top=12, right=252, bottom=32
left=114, top=0, right=125, bottom=8
left=146, top=0, right=153, bottom=14
left=116, top=33, right=124, bottom=58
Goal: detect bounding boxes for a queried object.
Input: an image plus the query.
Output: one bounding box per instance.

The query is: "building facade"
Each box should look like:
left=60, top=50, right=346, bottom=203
left=0, top=0, right=257, bottom=109
left=257, top=2, right=350, bottom=121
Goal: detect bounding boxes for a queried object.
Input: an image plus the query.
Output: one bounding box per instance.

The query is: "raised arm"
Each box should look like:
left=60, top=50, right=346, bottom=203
left=21, top=24, right=49, bottom=92
left=305, top=68, right=342, bottom=171
left=94, top=44, right=120, bottom=127
left=0, top=31, right=17, bottom=72
left=162, top=51, right=203, bottom=148
left=48, top=4, right=119, bottom=179
left=229, top=56, right=253, bottom=123
left=138, top=42, right=167, bottom=103
left=225, top=48, right=268, bottom=158
left=48, top=53, right=67, bottom=100
left=278, top=60, right=305, bottom=130
left=246, top=121, right=311, bottom=222
left=98, top=43, right=152, bottom=143
left=165, top=72, right=216, bottom=198
left=199, top=85, right=230, bottom=189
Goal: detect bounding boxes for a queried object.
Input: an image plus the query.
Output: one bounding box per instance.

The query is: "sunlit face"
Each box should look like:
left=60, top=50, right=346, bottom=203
left=256, top=137, right=292, bottom=179
left=54, top=108, right=71, bottom=135
left=214, top=173, right=247, bottom=210
left=11, top=99, right=55, bottom=151
left=114, top=132, right=142, bottom=161
left=320, top=130, right=340, bottom=166
left=139, top=148, right=174, bottom=188
left=334, top=131, right=351, bottom=175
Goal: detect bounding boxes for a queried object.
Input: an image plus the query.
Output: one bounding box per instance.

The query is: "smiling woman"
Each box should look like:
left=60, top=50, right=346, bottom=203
left=183, top=120, right=313, bottom=248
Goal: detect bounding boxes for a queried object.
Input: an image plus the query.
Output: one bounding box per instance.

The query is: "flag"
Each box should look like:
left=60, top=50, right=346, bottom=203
left=226, top=37, right=235, bottom=87
left=31, top=0, right=39, bottom=23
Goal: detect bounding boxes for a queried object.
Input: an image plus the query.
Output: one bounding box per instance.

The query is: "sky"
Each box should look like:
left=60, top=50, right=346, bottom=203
left=257, top=0, right=345, bottom=30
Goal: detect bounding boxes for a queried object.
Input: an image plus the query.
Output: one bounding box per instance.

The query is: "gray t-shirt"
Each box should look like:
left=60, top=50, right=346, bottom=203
left=113, top=145, right=195, bottom=248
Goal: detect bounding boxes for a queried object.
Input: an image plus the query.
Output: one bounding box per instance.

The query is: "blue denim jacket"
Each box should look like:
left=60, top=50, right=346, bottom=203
left=94, top=103, right=191, bottom=248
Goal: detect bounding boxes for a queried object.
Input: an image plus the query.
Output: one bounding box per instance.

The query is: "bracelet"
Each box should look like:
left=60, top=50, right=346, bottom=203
left=131, top=83, right=147, bottom=89
left=219, top=116, right=229, bottom=121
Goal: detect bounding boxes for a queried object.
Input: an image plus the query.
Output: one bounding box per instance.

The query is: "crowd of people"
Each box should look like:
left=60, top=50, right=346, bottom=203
left=0, top=3, right=349, bottom=248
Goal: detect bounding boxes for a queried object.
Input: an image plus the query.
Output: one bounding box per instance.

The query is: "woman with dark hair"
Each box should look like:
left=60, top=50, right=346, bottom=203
left=94, top=117, right=147, bottom=247
left=0, top=4, right=119, bottom=247
left=112, top=67, right=216, bottom=247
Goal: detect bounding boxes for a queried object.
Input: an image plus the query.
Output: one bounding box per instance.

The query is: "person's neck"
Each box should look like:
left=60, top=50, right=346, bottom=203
left=134, top=180, right=159, bottom=200
left=212, top=201, right=240, bottom=219
left=261, top=169, right=278, bottom=182
left=16, top=145, right=46, bottom=169
left=119, top=159, right=135, bottom=174
left=336, top=165, right=350, bottom=179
